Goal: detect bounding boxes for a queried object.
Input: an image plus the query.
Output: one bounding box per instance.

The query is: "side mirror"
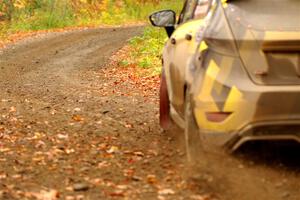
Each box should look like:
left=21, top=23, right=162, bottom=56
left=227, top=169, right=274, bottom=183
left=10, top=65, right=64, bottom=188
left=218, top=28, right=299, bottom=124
left=149, top=10, right=176, bottom=27
left=149, top=10, right=176, bottom=37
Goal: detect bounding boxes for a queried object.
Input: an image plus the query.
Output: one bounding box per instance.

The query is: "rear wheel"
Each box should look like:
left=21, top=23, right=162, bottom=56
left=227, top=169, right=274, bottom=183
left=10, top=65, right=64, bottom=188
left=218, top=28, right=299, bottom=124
left=159, top=71, right=172, bottom=130
left=184, top=88, right=202, bottom=163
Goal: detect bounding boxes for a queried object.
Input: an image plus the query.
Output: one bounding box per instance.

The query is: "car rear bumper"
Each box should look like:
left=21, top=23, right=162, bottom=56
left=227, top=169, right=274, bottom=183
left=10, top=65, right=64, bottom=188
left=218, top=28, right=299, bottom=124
left=199, top=120, right=300, bottom=152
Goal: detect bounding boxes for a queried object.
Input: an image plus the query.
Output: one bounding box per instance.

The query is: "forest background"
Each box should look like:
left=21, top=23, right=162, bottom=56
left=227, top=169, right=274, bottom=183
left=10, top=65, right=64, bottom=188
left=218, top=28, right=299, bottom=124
left=0, top=0, right=182, bottom=74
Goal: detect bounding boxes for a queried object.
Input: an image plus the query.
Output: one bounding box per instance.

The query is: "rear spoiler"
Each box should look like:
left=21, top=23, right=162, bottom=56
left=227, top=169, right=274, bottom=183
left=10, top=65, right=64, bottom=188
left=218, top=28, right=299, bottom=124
left=262, top=32, right=300, bottom=53
left=262, top=40, right=300, bottom=52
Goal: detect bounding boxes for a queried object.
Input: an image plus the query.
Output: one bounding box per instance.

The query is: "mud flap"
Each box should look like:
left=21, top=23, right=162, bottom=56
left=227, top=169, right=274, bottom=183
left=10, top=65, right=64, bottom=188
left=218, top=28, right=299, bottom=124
left=160, top=70, right=172, bottom=130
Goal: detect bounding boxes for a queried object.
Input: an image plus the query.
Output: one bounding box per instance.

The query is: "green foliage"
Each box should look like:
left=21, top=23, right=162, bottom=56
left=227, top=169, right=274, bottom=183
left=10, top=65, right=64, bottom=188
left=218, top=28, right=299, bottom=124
left=126, top=26, right=168, bottom=75
left=0, top=0, right=182, bottom=30
left=98, top=0, right=182, bottom=25
left=119, top=60, right=129, bottom=66
left=7, top=0, right=75, bottom=31
left=0, top=0, right=14, bottom=20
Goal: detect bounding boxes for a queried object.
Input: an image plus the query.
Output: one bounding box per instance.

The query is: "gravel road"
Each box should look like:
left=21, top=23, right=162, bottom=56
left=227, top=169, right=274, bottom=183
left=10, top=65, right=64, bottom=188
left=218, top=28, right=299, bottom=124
left=0, top=27, right=299, bottom=200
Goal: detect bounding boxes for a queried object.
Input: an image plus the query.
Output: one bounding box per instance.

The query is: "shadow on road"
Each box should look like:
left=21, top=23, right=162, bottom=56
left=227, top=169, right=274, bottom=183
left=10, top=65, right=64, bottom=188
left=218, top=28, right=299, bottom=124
left=234, top=141, right=300, bottom=173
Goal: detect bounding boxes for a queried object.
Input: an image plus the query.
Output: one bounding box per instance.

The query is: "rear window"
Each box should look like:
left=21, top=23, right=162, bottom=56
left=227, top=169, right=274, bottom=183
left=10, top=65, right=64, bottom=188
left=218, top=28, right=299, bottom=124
left=228, top=0, right=300, bottom=31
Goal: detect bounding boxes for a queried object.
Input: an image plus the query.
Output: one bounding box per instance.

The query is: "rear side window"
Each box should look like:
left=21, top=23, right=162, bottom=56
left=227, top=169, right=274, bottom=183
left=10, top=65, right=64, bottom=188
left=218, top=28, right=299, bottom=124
left=229, top=0, right=300, bottom=31
left=194, top=0, right=212, bottom=19
left=179, top=0, right=212, bottom=23
left=179, top=0, right=198, bottom=23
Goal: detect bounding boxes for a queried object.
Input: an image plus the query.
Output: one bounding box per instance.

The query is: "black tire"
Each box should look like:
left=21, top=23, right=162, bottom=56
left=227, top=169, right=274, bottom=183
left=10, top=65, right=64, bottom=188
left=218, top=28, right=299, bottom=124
left=159, top=71, right=172, bottom=130
left=184, top=88, right=203, bottom=163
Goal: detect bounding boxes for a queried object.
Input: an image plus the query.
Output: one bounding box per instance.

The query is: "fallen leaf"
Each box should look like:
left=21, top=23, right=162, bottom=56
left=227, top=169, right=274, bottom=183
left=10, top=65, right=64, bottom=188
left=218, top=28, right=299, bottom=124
left=109, top=190, right=125, bottom=197
left=9, top=107, right=16, bottom=113
left=106, top=146, right=119, bottom=154
left=72, top=115, right=84, bottom=122
left=74, top=108, right=81, bottom=112
left=57, top=134, right=69, bottom=140
left=30, top=189, right=59, bottom=200
left=147, top=174, right=157, bottom=184
left=98, top=161, right=111, bottom=168
left=134, top=151, right=144, bottom=157
left=158, top=188, right=175, bottom=195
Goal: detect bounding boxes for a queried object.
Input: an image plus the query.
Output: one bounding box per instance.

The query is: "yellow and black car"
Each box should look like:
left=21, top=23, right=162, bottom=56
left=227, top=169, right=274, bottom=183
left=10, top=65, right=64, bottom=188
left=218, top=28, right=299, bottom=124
left=150, top=0, right=300, bottom=160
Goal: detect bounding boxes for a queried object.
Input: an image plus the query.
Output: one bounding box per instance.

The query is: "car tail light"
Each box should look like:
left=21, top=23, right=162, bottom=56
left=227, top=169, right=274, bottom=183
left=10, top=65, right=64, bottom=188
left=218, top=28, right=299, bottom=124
left=205, top=112, right=232, bottom=123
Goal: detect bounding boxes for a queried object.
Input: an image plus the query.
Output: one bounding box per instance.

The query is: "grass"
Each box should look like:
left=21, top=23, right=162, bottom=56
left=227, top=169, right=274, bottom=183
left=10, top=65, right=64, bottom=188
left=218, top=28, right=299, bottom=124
left=121, top=27, right=168, bottom=75
left=109, top=0, right=182, bottom=75
left=2, top=0, right=76, bottom=32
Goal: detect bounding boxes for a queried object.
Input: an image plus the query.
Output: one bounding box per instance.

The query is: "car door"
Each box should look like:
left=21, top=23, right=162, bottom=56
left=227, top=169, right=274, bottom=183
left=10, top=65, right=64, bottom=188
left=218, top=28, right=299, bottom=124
left=163, top=0, right=212, bottom=120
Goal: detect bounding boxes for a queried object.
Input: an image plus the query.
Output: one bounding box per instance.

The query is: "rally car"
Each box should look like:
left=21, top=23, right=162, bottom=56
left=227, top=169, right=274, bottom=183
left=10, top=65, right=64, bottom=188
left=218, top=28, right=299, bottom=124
left=150, top=0, right=300, bottom=160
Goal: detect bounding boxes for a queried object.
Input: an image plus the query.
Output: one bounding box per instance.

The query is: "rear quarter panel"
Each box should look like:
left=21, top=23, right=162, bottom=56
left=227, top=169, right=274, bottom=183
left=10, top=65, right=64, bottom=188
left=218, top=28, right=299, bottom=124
left=163, top=19, right=203, bottom=116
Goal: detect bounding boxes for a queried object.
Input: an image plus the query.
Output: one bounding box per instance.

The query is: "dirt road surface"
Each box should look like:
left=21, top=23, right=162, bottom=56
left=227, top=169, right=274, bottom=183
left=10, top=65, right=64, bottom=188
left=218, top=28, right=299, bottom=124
left=0, top=27, right=300, bottom=200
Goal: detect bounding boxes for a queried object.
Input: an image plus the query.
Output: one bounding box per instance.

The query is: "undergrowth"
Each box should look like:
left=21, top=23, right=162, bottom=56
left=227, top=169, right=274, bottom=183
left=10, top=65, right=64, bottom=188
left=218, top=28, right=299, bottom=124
left=121, top=27, right=168, bottom=75
left=97, top=0, right=182, bottom=25
left=0, top=0, right=182, bottom=33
